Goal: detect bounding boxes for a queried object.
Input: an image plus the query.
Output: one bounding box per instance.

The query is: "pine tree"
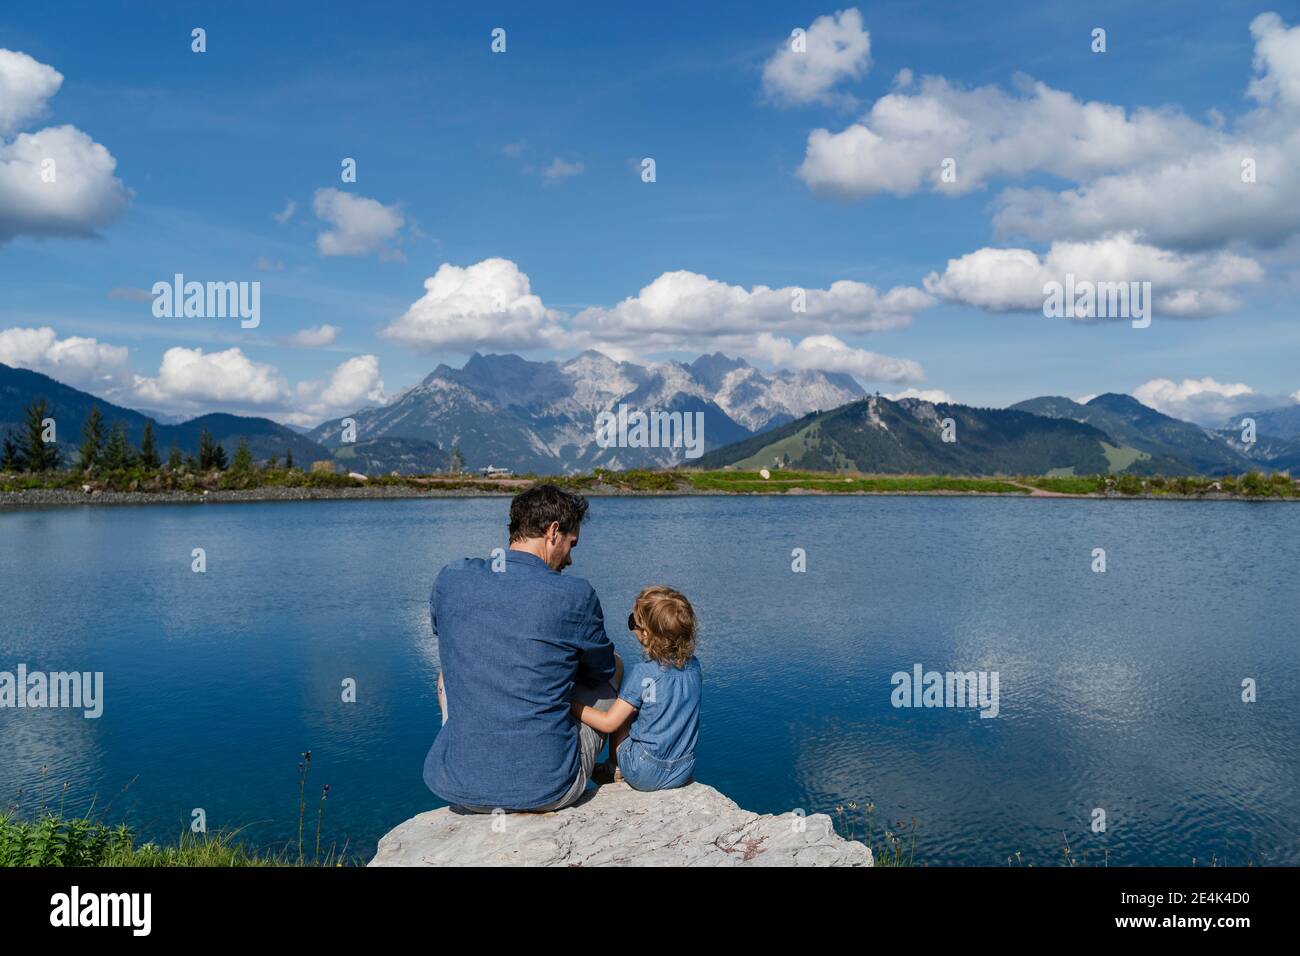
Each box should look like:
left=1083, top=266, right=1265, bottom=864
left=140, top=420, right=161, bottom=470
left=1, top=430, right=22, bottom=471
left=199, top=428, right=217, bottom=470
left=197, top=429, right=229, bottom=471
left=167, top=446, right=182, bottom=471
left=184, top=454, right=199, bottom=473
left=285, top=448, right=294, bottom=470
left=101, top=422, right=133, bottom=470
left=231, top=438, right=253, bottom=473
left=20, top=400, right=58, bottom=472
left=79, top=406, right=105, bottom=472
left=450, top=445, right=465, bottom=473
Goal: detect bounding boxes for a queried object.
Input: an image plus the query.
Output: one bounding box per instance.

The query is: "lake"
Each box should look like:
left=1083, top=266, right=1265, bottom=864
left=1, top=495, right=1297, bottom=865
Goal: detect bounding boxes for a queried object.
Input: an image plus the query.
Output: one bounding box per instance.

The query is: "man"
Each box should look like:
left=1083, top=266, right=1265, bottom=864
left=423, top=484, right=623, bottom=811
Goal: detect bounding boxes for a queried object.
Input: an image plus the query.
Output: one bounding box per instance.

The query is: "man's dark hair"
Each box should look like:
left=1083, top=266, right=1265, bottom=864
left=509, top=484, right=589, bottom=542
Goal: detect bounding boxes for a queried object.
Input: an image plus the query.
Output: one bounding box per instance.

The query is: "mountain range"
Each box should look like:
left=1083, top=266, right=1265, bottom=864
left=3, top=356, right=1298, bottom=477
left=307, top=351, right=865, bottom=472
left=1010, top=394, right=1244, bottom=474
left=0, top=363, right=327, bottom=465
left=1013, top=393, right=1300, bottom=475
left=1227, top=403, right=1300, bottom=439
left=697, top=392, right=1300, bottom=477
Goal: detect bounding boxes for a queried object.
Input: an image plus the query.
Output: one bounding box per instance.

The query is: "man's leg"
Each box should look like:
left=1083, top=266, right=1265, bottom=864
left=551, top=653, right=623, bottom=809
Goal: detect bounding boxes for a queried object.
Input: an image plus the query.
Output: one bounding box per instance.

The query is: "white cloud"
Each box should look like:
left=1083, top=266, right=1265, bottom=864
left=0, top=50, right=62, bottom=135
left=886, top=387, right=953, bottom=403
left=1133, top=377, right=1255, bottom=423
left=1075, top=393, right=1098, bottom=405
left=1247, top=13, right=1300, bottom=105
left=0, top=326, right=130, bottom=390
left=0, top=125, right=134, bottom=242
left=796, top=15, right=1300, bottom=256
left=254, top=256, right=285, bottom=272
left=762, top=8, right=871, bottom=107
left=313, top=188, right=404, bottom=258
left=750, top=333, right=921, bottom=383
left=1291, top=389, right=1300, bottom=403
left=297, top=354, right=385, bottom=414
left=989, top=15, right=1300, bottom=250
left=542, top=158, right=584, bottom=181
left=923, top=235, right=1261, bottom=318
left=382, top=258, right=929, bottom=383
left=2, top=323, right=384, bottom=426
left=381, top=258, right=566, bottom=352
left=273, top=200, right=296, bottom=224
left=132, top=347, right=289, bottom=407
left=574, top=268, right=929, bottom=346
left=284, top=324, right=339, bottom=348
left=0, top=48, right=132, bottom=244
left=131, top=347, right=385, bottom=423
left=990, top=132, right=1300, bottom=249
left=798, top=72, right=1204, bottom=198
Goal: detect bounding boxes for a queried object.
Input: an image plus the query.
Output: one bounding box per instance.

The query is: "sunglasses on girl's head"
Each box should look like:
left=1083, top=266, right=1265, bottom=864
left=627, top=612, right=638, bottom=632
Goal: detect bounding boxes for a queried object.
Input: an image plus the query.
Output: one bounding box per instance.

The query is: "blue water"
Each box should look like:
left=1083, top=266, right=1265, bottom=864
left=2, top=496, right=1298, bottom=865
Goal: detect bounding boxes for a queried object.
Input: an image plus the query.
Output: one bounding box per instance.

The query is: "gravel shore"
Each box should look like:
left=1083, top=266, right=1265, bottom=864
left=2, top=484, right=1287, bottom=509
left=0, top=485, right=517, bottom=509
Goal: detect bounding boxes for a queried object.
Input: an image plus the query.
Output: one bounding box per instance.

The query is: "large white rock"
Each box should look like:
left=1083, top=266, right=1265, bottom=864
left=369, top=781, right=872, bottom=867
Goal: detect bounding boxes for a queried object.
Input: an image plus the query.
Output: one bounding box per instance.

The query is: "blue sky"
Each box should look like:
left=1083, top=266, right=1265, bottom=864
left=2, top=0, right=1298, bottom=425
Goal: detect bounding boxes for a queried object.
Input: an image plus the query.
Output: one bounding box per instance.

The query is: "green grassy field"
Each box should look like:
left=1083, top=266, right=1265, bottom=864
left=1019, top=475, right=1106, bottom=494
left=686, top=472, right=1030, bottom=494
left=3, top=464, right=1298, bottom=499
left=1100, top=441, right=1149, bottom=472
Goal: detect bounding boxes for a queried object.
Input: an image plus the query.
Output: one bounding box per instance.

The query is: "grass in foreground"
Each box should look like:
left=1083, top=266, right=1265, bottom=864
left=2, top=755, right=348, bottom=867
left=0, top=812, right=303, bottom=866
left=834, top=802, right=917, bottom=866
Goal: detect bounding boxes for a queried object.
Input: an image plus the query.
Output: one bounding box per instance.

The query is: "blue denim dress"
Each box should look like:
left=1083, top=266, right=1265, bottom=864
left=617, top=656, right=701, bottom=791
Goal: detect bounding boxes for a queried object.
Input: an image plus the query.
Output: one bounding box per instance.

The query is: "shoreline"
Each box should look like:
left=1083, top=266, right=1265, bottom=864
left=2, top=483, right=1294, bottom=510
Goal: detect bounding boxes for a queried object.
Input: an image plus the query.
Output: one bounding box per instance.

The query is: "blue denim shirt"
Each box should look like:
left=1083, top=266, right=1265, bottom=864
left=422, top=550, right=617, bottom=810
left=620, top=656, right=702, bottom=763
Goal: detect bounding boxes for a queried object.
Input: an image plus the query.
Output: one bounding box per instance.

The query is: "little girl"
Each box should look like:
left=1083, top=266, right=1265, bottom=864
left=571, top=585, right=701, bottom=791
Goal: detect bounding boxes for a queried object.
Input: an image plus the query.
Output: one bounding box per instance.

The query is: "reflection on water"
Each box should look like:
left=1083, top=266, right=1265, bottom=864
left=1, top=496, right=1297, bottom=864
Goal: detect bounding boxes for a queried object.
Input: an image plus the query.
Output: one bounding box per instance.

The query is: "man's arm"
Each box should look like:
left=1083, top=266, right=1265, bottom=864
left=574, top=589, right=617, bottom=688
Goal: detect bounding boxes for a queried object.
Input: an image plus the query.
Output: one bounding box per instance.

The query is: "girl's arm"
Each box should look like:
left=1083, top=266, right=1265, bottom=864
left=570, top=698, right=636, bottom=735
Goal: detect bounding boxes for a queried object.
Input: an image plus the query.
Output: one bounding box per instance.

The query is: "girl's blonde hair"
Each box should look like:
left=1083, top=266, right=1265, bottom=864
left=631, top=585, right=696, bottom=669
